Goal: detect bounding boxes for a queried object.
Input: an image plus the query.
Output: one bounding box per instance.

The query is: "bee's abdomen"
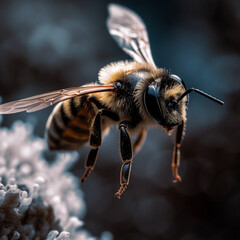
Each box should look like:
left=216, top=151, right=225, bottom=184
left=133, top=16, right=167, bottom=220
left=46, top=96, right=96, bottom=151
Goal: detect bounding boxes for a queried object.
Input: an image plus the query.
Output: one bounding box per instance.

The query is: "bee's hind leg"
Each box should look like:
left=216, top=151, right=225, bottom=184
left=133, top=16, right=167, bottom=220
left=115, top=121, right=134, bottom=199
left=81, top=147, right=99, bottom=183
left=80, top=109, right=102, bottom=183
left=81, top=97, right=119, bottom=183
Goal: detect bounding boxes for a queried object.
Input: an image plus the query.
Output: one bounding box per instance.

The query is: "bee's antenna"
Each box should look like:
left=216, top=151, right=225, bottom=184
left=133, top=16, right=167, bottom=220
left=177, top=88, right=224, bottom=105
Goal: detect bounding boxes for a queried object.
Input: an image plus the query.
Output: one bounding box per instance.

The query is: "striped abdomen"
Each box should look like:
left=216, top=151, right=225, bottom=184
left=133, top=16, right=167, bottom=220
left=46, top=96, right=96, bottom=151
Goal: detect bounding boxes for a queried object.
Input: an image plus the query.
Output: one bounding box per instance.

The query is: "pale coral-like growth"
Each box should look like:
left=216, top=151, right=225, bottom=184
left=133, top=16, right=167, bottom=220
left=0, top=121, right=112, bottom=240
left=0, top=181, right=61, bottom=239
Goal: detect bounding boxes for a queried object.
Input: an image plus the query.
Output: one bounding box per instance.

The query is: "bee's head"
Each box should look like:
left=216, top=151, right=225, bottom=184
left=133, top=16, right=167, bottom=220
left=143, top=73, right=224, bottom=131
left=143, top=74, right=187, bottom=131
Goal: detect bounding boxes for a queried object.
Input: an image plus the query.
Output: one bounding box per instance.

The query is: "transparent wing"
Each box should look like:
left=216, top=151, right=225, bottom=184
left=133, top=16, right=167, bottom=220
left=107, top=3, right=156, bottom=67
left=0, top=84, right=115, bottom=114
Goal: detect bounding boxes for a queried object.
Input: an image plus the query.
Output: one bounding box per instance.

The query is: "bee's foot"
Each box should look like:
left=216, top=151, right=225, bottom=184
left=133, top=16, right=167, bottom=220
left=81, top=168, right=91, bottom=183
left=173, top=175, right=181, bottom=183
left=115, top=184, right=127, bottom=199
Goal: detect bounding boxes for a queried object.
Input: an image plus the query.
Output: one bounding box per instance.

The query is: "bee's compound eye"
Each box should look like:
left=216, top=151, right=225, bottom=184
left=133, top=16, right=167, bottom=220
left=143, top=84, right=164, bottom=124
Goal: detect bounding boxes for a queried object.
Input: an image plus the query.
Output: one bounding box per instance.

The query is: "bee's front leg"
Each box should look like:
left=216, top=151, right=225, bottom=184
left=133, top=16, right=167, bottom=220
left=172, top=120, right=185, bottom=182
left=115, top=121, right=134, bottom=199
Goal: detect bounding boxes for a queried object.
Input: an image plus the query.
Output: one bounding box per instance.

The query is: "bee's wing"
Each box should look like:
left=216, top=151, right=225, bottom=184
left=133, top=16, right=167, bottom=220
left=0, top=84, right=115, bottom=114
left=107, top=4, right=156, bottom=68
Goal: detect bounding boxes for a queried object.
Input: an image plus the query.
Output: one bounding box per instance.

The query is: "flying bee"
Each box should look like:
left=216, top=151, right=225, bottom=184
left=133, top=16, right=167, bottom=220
left=0, top=4, right=224, bottom=198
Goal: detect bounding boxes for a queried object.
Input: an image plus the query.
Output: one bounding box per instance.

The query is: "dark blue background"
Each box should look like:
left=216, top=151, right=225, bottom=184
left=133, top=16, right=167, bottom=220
left=0, top=0, right=239, bottom=239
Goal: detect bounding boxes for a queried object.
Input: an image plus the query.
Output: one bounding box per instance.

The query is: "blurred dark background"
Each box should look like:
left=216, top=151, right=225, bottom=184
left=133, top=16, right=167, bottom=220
left=0, top=0, right=240, bottom=239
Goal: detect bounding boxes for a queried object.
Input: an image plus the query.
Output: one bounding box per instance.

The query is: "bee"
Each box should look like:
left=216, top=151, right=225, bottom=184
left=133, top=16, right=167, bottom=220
left=0, top=4, right=223, bottom=198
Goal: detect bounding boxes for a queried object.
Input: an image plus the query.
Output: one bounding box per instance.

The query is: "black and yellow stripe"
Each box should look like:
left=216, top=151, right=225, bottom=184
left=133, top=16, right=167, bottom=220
left=46, top=96, right=97, bottom=151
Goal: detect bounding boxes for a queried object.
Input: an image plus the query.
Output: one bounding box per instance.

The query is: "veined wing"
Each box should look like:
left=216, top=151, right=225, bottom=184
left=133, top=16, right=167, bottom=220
left=0, top=84, right=115, bottom=114
left=107, top=4, right=156, bottom=67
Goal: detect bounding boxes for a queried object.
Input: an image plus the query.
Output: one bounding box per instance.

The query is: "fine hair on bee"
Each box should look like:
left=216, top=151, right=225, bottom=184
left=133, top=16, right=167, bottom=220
left=0, top=4, right=224, bottom=199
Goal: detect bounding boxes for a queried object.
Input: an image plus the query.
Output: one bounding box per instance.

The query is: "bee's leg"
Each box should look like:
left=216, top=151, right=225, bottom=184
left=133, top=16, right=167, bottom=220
left=172, top=120, right=185, bottom=182
left=133, top=128, right=147, bottom=155
left=81, top=147, right=99, bottom=183
left=115, top=121, right=133, bottom=199
left=80, top=109, right=102, bottom=183
left=81, top=98, right=119, bottom=183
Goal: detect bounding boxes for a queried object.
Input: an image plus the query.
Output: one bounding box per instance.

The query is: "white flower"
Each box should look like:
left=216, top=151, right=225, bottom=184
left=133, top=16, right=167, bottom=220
left=0, top=121, right=112, bottom=240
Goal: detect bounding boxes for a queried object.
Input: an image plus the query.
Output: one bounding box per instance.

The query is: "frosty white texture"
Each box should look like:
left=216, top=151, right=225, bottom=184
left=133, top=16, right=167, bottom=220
left=0, top=121, right=112, bottom=240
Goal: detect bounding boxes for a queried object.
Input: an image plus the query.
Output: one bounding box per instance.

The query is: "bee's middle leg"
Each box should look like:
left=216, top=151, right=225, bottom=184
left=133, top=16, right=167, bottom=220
left=115, top=121, right=134, bottom=199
